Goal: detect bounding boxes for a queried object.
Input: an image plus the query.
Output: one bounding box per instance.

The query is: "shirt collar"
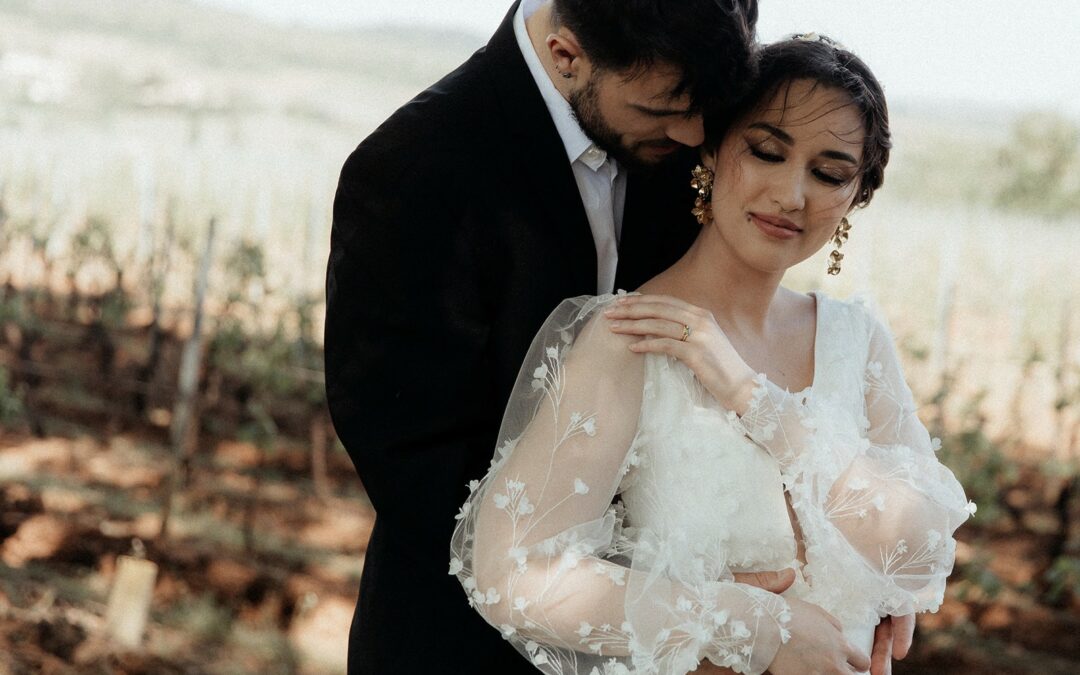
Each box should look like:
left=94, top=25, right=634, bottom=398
left=514, top=1, right=609, bottom=169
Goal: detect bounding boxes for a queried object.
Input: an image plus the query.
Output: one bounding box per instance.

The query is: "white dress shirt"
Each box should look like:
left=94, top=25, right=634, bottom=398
left=514, top=0, right=627, bottom=294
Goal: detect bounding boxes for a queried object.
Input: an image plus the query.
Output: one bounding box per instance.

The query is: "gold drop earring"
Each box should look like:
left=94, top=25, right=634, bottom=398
left=690, top=165, right=714, bottom=225
left=827, top=217, right=852, bottom=275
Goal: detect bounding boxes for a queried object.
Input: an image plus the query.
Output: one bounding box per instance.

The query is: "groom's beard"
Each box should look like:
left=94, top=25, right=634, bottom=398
left=569, top=78, right=682, bottom=173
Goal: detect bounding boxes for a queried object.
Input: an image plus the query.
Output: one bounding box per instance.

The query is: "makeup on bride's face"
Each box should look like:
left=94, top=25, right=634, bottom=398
left=707, top=79, right=865, bottom=274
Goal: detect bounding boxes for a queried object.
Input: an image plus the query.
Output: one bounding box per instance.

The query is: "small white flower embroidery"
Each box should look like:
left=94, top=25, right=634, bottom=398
left=847, top=477, right=870, bottom=490
left=574, top=478, right=590, bottom=495
left=508, top=546, right=528, bottom=566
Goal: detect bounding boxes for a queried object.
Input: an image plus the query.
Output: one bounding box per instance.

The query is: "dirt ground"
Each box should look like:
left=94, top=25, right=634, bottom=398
left=0, top=432, right=369, bottom=674
left=1, top=432, right=1077, bottom=674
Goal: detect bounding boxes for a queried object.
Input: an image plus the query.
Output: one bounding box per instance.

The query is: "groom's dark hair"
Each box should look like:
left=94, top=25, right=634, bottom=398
left=552, top=0, right=759, bottom=113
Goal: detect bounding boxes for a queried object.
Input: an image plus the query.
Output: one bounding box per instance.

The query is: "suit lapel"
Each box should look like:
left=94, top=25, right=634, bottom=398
left=481, top=2, right=597, bottom=291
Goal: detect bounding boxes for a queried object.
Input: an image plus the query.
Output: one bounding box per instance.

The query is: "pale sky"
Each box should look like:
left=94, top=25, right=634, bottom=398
left=199, top=0, right=1080, bottom=116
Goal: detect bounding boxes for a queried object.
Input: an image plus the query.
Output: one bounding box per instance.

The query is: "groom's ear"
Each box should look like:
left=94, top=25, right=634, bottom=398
left=546, top=28, right=588, bottom=78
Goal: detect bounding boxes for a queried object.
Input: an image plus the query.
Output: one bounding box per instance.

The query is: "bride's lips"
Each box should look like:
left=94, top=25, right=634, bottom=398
left=749, top=212, right=802, bottom=240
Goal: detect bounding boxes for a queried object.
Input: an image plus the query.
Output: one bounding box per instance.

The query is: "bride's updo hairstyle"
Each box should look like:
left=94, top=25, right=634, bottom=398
left=707, top=35, right=892, bottom=208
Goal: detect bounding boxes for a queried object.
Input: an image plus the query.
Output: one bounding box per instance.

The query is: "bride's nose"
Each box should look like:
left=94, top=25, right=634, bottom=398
left=771, top=168, right=806, bottom=213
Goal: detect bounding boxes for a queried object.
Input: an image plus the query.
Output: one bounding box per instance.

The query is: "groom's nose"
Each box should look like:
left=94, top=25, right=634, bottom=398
left=665, top=113, right=705, bottom=148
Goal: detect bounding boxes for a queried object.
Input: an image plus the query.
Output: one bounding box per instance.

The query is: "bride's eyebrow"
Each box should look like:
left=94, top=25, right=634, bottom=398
left=747, top=122, right=793, bottom=144
left=821, top=150, right=858, bottom=164
left=748, top=122, right=858, bottom=164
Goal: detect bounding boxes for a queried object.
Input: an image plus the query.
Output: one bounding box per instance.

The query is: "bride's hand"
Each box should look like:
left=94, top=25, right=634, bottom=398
left=604, top=294, right=757, bottom=412
left=770, top=597, right=871, bottom=675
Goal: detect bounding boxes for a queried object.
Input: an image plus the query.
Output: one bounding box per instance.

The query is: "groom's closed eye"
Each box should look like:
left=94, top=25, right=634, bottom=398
left=630, top=103, right=696, bottom=119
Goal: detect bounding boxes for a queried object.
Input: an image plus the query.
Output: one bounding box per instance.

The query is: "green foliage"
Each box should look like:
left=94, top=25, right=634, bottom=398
left=222, top=240, right=266, bottom=307
left=70, top=216, right=119, bottom=271
left=207, top=239, right=326, bottom=451
left=159, top=593, right=232, bottom=645
left=0, top=366, right=24, bottom=427
left=953, top=553, right=1004, bottom=602
left=0, top=289, right=43, bottom=333
left=936, top=388, right=1017, bottom=525
left=98, top=285, right=133, bottom=330
left=1044, top=554, right=1080, bottom=604
left=237, top=400, right=278, bottom=451
left=995, top=113, right=1080, bottom=220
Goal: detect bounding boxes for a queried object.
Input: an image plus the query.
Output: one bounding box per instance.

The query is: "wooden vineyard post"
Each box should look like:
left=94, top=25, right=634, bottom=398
left=160, top=217, right=216, bottom=539
left=104, top=555, right=159, bottom=648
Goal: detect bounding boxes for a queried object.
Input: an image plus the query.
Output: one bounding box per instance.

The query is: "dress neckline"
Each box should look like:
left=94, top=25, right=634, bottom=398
left=800, top=290, right=825, bottom=396
left=611, top=289, right=827, bottom=397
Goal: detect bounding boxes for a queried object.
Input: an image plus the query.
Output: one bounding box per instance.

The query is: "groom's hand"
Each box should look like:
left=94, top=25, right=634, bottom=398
left=871, top=614, right=914, bottom=675
left=693, top=569, right=796, bottom=674
left=691, top=661, right=737, bottom=674
left=732, top=568, right=796, bottom=594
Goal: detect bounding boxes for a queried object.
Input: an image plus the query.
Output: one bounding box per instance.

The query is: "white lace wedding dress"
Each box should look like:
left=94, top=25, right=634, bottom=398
left=450, top=292, right=972, bottom=675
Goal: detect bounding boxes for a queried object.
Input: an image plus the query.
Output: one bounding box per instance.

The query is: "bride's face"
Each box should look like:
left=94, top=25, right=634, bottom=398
left=706, top=79, right=865, bottom=274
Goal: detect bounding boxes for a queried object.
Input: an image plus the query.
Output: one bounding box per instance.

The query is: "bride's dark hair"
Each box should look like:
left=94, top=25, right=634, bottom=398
left=706, top=36, right=892, bottom=208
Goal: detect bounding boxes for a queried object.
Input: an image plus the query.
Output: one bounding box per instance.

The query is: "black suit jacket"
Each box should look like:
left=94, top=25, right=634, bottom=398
left=325, top=3, right=699, bottom=672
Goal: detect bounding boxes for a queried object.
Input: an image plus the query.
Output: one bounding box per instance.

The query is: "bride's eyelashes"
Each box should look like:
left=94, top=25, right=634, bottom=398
left=747, top=142, right=783, bottom=163
left=746, top=140, right=853, bottom=187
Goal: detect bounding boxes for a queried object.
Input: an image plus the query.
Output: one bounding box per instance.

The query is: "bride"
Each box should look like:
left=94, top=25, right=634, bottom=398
left=450, top=35, right=972, bottom=675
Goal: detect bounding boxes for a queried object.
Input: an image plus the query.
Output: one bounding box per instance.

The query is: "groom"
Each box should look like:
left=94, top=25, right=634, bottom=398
left=326, top=1, right=909, bottom=673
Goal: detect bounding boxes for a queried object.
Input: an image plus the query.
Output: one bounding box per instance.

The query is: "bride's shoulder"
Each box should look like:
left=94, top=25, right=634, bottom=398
left=540, top=293, right=643, bottom=365
left=811, top=292, right=902, bottom=359
left=810, top=290, right=883, bottom=324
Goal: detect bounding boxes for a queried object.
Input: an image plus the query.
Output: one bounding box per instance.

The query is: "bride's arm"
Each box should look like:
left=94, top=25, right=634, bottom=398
left=603, top=295, right=972, bottom=618
left=732, top=311, right=973, bottom=616
left=451, top=299, right=791, bottom=675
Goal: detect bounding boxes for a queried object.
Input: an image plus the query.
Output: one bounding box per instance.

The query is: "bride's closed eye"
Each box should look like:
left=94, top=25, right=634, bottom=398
left=747, top=141, right=783, bottom=163
left=747, top=141, right=854, bottom=188
left=747, top=137, right=781, bottom=163
left=812, top=168, right=849, bottom=186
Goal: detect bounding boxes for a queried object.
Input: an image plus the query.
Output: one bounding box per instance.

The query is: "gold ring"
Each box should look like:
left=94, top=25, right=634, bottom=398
left=680, top=324, right=692, bottom=341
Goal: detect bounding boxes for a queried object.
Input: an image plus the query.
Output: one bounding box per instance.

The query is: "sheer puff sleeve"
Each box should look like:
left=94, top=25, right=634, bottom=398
left=451, top=295, right=791, bottom=675
left=734, top=300, right=974, bottom=626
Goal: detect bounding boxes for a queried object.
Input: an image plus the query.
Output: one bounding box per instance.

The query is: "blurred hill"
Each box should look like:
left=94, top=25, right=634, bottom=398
left=1, top=0, right=1075, bottom=264
left=0, top=0, right=481, bottom=131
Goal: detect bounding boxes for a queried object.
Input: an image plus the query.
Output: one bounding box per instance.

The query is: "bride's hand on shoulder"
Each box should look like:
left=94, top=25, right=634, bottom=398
left=603, top=294, right=756, bottom=411
left=771, top=597, right=870, bottom=675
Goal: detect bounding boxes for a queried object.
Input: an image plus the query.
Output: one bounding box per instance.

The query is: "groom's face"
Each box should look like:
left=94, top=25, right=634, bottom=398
left=569, top=65, right=705, bottom=170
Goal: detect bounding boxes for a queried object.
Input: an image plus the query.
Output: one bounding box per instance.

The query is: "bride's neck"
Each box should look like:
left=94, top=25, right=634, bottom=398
left=654, top=227, right=786, bottom=335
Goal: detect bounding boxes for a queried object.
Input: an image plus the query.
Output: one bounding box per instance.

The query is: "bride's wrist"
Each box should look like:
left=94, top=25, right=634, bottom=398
left=726, top=367, right=759, bottom=416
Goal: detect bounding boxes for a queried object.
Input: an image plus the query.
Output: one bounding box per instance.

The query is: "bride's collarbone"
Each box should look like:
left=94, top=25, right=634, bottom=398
left=731, top=334, right=815, bottom=393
